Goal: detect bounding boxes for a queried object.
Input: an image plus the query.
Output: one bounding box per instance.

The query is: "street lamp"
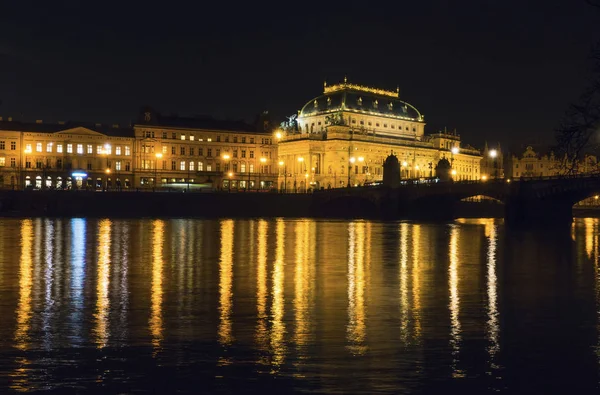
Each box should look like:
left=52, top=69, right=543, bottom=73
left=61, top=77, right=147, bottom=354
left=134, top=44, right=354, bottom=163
left=278, top=160, right=286, bottom=193
left=259, top=157, right=267, bottom=190
left=228, top=171, right=233, bottom=193
left=451, top=169, right=457, bottom=181
left=105, top=168, right=111, bottom=191
left=154, top=152, right=163, bottom=191
left=349, top=157, right=356, bottom=187
left=489, top=149, right=498, bottom=179
left=222, top=154, right=230, bottom=191
left=23, top=147, right=32, bottom=189
left=297, top=157, right=305, bottom=193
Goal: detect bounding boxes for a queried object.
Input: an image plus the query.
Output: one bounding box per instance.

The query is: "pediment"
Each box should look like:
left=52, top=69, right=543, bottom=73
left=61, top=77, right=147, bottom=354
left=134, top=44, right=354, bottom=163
left=54, top=127, right=106, bottom=137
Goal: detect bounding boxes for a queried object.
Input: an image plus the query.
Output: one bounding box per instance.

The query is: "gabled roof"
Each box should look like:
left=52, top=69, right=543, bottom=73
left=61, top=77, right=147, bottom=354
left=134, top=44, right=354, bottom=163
left=0, top=120, right=133, bottom=138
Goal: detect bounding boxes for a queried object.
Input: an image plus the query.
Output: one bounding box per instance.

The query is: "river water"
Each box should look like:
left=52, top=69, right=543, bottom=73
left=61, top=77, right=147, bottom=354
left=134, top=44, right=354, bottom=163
left=0, top=217, right=598, bottom=394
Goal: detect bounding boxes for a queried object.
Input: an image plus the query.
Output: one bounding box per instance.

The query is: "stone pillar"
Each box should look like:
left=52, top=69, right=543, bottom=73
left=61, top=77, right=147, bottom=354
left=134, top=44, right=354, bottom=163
left=382, top=154, right=400, bottom=188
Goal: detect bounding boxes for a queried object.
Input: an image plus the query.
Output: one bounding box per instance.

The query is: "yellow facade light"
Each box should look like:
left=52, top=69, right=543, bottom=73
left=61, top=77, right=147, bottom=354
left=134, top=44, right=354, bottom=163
left=482, top=175, right=488, bottom=181
left=278, top=161, right=284, bottom=166
left=155, top=153, right=163, bottom=159
left=260, top=157, right=267, bottom=163
left=222, top=154, right=230, bottom=160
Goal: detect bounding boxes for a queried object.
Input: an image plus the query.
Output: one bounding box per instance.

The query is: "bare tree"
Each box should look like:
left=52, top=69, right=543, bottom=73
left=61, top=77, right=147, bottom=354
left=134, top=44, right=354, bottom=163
left=555, top=41, right=600, bottom=174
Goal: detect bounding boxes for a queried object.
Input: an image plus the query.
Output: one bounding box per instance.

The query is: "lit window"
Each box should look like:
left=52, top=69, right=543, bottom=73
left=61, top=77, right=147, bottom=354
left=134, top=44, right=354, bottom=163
left=116, top=161, right=122, bottom=171
left=181, top=135, right=186, bottom=140
left=162, top=146, right=167, bottom=154
left=241, top=163, right=246, bottom=173
left=97, top=145, right=103, bottom=154
left=198, top=162, right=203, bottom=171
left=0, top=157, right=5, bottom=166
left=190, top=135, right=195, bottom=141
left=104, top=145, right=112, bottom=155
left=249, top=163, right=254, bottom=173
left=67, top=144, right=73, bottom=153
left=207, top=164, right=212, bottom=171
left=36, top=142, right=42, bottom=152
left=125, top=146, right=131, bottom=156
left=116, top=146, right=122, bottom=155
left=207, top=138, right=212, bottom=142
left=87, top=144, right=93, bottom=154
left=189, top=161, right=195, bottom=171
left=180, top=161, right=185, bottom=171
left=57, top=144, right=63, bottom=153
left=46, top=143, right=53, bottom=153
left=77, top=144, right=83, bottom=154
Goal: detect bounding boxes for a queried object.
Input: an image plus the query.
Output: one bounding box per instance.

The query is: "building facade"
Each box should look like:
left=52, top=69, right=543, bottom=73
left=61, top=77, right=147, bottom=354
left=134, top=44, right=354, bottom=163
left=505, top=145, right=598, bottom=179
left=132, top=109, right=278, bottom=190
left=277, top=80, right=482, bottom=191
left=0, top=118, right=134, bottom=190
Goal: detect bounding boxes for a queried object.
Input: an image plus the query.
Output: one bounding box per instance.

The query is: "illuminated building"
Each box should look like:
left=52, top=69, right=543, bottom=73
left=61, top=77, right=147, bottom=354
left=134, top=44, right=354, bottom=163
left=506, top=145, right=597, bottom=179
left=134, top=108, right=278, bottom=190
left=0, top=118, right=134, bottom=190
left=276, top=79, right=482, bottom=191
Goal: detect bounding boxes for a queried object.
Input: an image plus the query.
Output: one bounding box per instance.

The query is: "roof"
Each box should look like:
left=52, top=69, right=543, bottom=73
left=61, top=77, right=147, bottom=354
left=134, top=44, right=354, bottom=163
left=0, top=119, right=134, bottom=137
left=299, top=81, right=423, bottom=121
left=136, top=107, right=264, bottom=134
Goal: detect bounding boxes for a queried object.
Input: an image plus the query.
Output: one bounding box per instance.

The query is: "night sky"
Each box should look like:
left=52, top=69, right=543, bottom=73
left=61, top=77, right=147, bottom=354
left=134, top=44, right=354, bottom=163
left=1, top=1, right=599, bottom=151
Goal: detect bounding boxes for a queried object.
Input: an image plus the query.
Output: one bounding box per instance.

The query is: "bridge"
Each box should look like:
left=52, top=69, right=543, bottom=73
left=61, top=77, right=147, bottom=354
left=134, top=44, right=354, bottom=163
left=311, top=175, right=600, bottom=227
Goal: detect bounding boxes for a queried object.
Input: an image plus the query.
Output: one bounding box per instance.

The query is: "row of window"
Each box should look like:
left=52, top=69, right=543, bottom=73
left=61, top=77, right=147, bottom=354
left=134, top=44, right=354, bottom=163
left=19, top=159, right=131, bottom=171
left=142, top=145, right=274, bottom=160
left=143, top=130, right=273, bottom=145
left=21, top=142, right=131, bottom=156
left=0, top=141, right=16, bottom=150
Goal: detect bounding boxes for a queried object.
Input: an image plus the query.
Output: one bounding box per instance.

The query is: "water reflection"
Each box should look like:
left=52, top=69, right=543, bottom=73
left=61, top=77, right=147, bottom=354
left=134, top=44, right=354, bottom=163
left=11, top=219, right=34, bottom=392
left=255, top=220, right=269, bottom=358
left=484, top=219, right=500, bottom=375
left=150, top=220, right=165, bottom=351
left=347, top=221, right=367, bottom=355
left=448, top=225, right=464, bottom=378
left=218, top=220, right=234, bottom=356
left=270, top=219, right=286, bottom=370
left=2, top=218, right=600, bottom=393
left=94, top=219, right=111, bottom=348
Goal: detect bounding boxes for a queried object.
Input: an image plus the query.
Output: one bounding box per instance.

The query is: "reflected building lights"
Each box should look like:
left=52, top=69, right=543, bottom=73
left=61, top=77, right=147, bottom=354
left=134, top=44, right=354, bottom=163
left=255, top=220, right=269, bottom=358
left=94, top=219, right=112, bottom=349
left=484, top=220, right=500, bottom=372
left=347, top=221, right=367, bottom=355
left=218, top=220, right=235, bottom=356
left=412, top=224, right=422, bottom=338
left=150, top=220, right=165, bottom=351
left=271, top=219, right=286, bottom=370
left=399, top=222, right=409, bottom=339
left=585, top=218, right=596, bottom=259
left=43, top=220, right=55, bottom=350
left=11, top=220, right=34, bottom=392
left=294, top=220, right=310, bottom=352
left=449, top=225, right=464, bottom=378
left=70, top=218, right=86, bottom=344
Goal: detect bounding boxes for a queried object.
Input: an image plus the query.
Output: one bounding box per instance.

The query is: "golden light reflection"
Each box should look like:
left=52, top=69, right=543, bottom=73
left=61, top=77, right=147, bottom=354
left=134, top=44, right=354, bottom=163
left=15, top=219, right=33, bottom=350
left=255, top=220, right=269, bottom=358
left=399, top=222, right=409, bottom=339
left=484, top=219, right=500, bottom=372
left=412, top=224, right=422, bottom=338
left=218, top=220, right=235, bottom=354
left=584, top=218, right=597, bottom=259
left=43, top=220, right=55, bottom=350
left=294, top=220, right=310, bottom=351
left=11, top=220, right=34, bottom=392
left=449, top=225, right=464, bottom=378
left=270, top=219, right=286, bottom=370
left=347, top=221, right=367, bottom=355
left=150, top=220, right=165, bottom=351
left=94, top=219, right=111, bottom=348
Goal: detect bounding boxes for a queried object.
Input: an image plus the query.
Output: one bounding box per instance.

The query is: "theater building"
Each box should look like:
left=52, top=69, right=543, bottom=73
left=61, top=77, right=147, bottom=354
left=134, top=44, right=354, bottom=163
left=276, top=80, right=482, bottom=192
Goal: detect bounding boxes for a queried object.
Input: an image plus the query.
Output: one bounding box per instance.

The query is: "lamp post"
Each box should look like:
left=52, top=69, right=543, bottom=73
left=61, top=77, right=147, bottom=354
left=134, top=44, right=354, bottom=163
left=489, top=149, right=498, bottom=179
left=23, top=147, right=32, bottom=189
left=154, top=152, right=163, bottom=191
left=402, top=161, right=408, bottom=179
left=222, top=154, right=230, bottom=191
left=357, top=156, right=364, bottom=186
left=348, top=157, right=355, bottom=187
left=297, top=157, right=305, bottom=193
left=105, top=168, right=111, bottom=191
left=259, top=157, right=267, bottom=191
left=228, top=171, right=233, bottom=193
left=451, top=146, right=459, bottom=180
left=278, top=160, right=286, bottom=193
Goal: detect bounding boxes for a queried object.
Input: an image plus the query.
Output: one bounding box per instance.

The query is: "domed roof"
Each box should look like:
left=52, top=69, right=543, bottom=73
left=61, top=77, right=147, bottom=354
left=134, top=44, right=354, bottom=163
left=299, top=81, right=423, bottom=122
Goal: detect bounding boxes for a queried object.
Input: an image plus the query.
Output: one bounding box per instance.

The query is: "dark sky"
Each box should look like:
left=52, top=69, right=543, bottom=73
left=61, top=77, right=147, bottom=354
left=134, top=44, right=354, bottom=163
left=1, top=0, right=599, bottom=151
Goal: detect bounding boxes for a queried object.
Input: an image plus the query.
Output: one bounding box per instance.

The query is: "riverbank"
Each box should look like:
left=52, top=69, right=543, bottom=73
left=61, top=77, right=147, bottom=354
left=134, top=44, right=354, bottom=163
left=1, top=190, right=599, bottom=219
